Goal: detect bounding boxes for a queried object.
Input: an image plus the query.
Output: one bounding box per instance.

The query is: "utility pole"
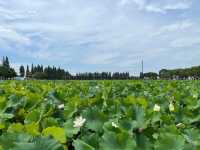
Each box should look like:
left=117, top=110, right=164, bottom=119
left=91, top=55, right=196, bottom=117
left=140, top=60, right=144, bottom=79
left=142, top=60, right=144, bottom=74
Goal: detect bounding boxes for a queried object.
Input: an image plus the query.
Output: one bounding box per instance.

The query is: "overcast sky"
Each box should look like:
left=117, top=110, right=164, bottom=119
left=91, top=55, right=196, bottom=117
left=0, top=0, right=200, bottom=75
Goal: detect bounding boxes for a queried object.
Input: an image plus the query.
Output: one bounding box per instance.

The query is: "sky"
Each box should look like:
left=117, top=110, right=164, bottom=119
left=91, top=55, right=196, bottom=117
left=0, top=0, right=200, bottom=75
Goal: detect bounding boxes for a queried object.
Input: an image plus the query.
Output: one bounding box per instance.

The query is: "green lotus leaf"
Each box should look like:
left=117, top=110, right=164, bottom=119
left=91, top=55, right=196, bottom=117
left=135, top=133, right=153, bottom=150
left=73, top=139, right=95, bottom=150
left=0, top=124, right=5, bottom=130
left=8, top=123, right=24, bottom=133
left=81, top=133, right=100, bottom=149
left=41, top=117, right=59, bottom=129
left=24, top=109, right=41, bottom=124
left=100, top=131, right=136, bottom=150
left=183, top=128, right=200, bottom=147
left=155, top=133, right=185, bottom=150
left=12, top=136, right=64, bottom=150
left=0, top=133, right=31, bottom=150
left=25, top=123, right=40, bottom=136
left=64, top=119, right=80, bottom=138
left=83, top=107, right=107, bottom=132
left=42, top=127, right=66, bottom=143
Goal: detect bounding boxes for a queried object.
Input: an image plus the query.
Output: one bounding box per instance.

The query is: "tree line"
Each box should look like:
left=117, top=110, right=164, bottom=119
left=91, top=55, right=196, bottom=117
left=140, top=72, right=158, bottom=80
left=0, top=56, right=16, bottom=79
left=72, top=72, right=131, bottom=80
left=19, top=64, right=132, bottom=80
left=0, top=56, right=132, bottom=80
left=141, top=66, right=200, bottom=80
left=159, top=66, right=200, bottom=80
left=1, top=56, right=200, bottom=80
left=19, top=64, right=71, bottom=80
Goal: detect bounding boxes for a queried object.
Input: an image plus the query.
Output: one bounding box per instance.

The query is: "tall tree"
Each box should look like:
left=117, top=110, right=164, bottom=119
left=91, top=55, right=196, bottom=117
left=31, top=64, right=33, bottom=74
left=3, top=56, right=10, bottom=68
left=26, top=65, right=30, bottom=78
left=2, top=57, right=5, bottom=66
left=19, top=65, right=25, bottom=77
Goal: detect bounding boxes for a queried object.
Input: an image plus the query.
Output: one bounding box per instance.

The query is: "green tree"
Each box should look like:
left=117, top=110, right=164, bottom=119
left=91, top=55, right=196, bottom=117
left=143, top=72, right=158, bottom=80
left=19, top=65, right=25, bottom=77
left=3, top=56, right=10, bottom=68
left=26, top=65, right=31, bottom=78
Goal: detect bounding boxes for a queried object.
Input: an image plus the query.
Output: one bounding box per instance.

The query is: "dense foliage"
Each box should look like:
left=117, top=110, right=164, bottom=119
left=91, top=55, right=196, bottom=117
left=22, top=64, right=131, bottom=80
left=2, top=56, right=200, bottom=80
left=159, top=66, right=200, bottom=80
left=31, top=65, right=69, bottom=80
left=0, top=80, right=200, bottom=150
left=0, top=57, right=16, bottom=79
left=141, top=72, right=158, bottom=79
left=19, top=63, right=200, bottom=80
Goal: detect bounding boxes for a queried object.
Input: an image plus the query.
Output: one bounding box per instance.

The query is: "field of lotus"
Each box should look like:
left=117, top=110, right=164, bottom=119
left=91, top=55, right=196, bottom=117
left=0, top=80, right=200, bottom=150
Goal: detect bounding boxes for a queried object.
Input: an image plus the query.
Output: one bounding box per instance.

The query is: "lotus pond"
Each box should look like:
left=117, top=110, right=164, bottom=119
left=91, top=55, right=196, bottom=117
left=0, top=80, right=200, bottom=150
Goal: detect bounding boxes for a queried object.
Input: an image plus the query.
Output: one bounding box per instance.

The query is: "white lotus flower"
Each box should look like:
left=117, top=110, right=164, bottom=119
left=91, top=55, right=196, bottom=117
left=169, top=103, right=175, bottom=112
left=58, top=104, right=64, bottom=109
left=153, top=104, right=160, bottom=112
left=111, top=122, right=118, bottom=128
left=176, top=123, right=185, bottom=128
left=73, top=116, right=86, bottom=128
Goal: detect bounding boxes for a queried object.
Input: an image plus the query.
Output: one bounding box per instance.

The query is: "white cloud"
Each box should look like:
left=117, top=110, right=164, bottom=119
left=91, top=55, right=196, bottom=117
left=164, top=2, right=191, bottom=10
left=145, top=5, right=165, bottom=13
left=171, top=37, right=200, bottom=48
left=0, top=0, right=199, bottom=74
left=0, top=6, right=37, bottom=21
left=132, top=0, right=146, bottom=9
left=31, top=50, right=72, bottom=62
left=146, top=1, right=192, bottom=13
left=83, top=51, right=120, bottom=65
left=154, top=20, right=193, bottom=36
left=0, top=26, right=31, bottom=45
left=120, top=0, right=192, bottom=13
